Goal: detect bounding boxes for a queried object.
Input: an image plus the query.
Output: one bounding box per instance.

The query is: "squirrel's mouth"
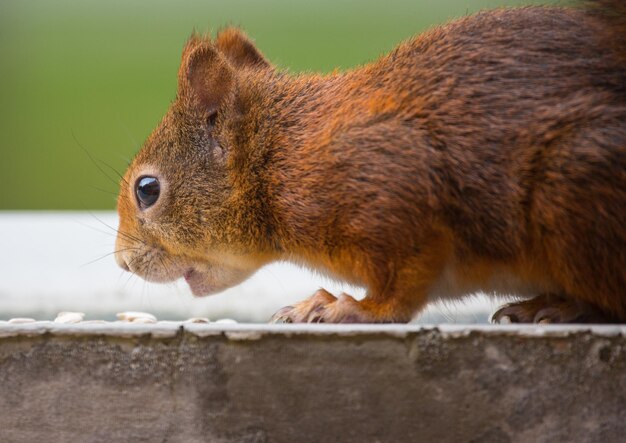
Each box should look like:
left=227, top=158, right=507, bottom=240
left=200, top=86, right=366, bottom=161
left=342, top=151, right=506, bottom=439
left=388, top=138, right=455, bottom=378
left=183, top=267, right=223, bottom=297
left=181, top=262, right=254, bottom=297
left=183, top=268, right=205, bottom=296
left=183, top=268, right=196, bottom=282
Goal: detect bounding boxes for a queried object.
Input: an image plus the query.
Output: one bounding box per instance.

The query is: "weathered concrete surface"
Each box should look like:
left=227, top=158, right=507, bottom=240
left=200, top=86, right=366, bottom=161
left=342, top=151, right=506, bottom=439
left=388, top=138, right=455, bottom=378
left=0, top=323, right=624, bottom=443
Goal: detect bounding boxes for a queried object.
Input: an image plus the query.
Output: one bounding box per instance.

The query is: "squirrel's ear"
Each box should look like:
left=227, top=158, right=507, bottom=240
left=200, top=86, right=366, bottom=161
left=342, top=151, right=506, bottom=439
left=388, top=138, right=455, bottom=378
left=178, top=35, right=235, bottom=115
left=215, top=28, right=270, bottom=69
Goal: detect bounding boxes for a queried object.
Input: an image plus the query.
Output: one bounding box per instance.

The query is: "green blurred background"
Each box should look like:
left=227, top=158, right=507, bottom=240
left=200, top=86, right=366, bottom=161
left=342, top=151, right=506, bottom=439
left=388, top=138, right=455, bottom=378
left=1, top=0, right=558, bottom=209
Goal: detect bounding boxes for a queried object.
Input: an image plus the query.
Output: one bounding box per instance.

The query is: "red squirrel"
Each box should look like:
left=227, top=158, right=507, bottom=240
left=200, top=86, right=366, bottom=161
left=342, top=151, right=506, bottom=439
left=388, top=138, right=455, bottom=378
left=115, top=0, right=625, bottom=323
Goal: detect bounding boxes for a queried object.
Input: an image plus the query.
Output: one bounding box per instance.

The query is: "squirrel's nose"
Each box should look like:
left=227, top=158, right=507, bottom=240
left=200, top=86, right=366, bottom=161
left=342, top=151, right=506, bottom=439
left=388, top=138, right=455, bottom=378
left=115, top=250, right=130, bottom=272
left=119, top=260, right=130, bottom=272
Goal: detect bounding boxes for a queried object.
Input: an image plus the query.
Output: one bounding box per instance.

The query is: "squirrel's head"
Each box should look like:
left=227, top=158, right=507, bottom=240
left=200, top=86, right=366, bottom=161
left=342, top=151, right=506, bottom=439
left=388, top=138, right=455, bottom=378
left=114, top=28, right=275, bottom=296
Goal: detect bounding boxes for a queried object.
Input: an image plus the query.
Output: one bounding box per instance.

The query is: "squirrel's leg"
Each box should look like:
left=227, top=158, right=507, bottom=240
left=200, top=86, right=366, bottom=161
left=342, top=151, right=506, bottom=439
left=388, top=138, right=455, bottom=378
left=491, top=293, right=616, bottom=324
left=270, top=256, right=445, bottom=324
left=270, top=290, right=422, bottom=324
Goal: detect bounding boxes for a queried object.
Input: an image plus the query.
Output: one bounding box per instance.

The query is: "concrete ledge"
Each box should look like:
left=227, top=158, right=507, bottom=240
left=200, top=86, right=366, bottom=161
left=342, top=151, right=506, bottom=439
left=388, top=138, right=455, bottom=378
left=0, top=324, right=624, bottom=442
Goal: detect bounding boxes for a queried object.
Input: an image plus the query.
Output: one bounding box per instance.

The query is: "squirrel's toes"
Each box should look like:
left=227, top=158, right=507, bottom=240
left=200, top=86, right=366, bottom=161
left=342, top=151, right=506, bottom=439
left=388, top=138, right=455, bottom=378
left=492, top=294, right=614, bottom=324
left=270, top=290, right=399, bottom=323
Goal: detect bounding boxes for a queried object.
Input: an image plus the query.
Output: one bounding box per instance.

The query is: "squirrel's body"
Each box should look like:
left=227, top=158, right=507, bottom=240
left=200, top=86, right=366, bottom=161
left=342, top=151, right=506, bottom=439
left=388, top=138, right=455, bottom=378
left=116, top=2, right=626, bottom=323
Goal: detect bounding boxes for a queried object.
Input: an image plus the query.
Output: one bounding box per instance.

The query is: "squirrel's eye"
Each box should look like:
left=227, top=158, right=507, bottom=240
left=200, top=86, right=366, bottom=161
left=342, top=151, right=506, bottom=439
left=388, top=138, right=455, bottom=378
left=135, top=176, right=160, bottom=209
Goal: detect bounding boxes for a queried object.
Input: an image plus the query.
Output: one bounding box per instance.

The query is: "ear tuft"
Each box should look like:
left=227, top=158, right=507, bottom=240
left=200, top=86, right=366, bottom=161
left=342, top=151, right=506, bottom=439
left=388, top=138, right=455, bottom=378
left=181, top=31, right=205, bottom=61
left=215, top=27, right=270, bottom=69
left=178, top=36, right=235, bottom=115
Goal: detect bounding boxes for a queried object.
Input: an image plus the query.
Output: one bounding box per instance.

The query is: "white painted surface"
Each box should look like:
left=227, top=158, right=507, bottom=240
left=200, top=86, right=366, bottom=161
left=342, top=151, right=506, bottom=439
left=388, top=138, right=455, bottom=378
left=0, top=212, right=500, bottom=322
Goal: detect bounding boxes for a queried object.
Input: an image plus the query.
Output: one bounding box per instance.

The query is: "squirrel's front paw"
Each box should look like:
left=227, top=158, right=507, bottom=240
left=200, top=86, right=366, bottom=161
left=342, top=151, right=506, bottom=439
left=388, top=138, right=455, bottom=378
left=270, top=289, right=336, bottom=323
left=270, top=289, right=385, bottom=324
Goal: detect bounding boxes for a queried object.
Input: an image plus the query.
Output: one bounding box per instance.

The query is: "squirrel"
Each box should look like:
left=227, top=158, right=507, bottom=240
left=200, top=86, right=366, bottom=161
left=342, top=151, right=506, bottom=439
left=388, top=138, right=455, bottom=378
left=115, top=0, right=625, bottom=324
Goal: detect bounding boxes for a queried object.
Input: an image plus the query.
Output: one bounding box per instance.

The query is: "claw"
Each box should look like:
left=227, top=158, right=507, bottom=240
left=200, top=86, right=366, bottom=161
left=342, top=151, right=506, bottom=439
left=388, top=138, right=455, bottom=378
left=306, top=306, right=326, bottom=323
left=269, top=306, right=294, bottom=324
left=496, top=314, right=512, bottom=324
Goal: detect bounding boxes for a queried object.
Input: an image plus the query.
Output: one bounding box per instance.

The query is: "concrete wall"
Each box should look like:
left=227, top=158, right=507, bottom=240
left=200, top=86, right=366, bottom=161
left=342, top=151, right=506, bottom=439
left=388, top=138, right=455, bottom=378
left=0, top=323, right=624, bottom=442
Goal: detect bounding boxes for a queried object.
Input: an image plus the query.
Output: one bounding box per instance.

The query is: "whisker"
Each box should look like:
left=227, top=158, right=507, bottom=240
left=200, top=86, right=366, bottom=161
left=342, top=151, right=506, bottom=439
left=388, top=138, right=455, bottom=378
left=263, top=266, right=287, bottom=293
left=84, top=219, right=142, bottom=246
left=153, top=253, right=171, bottom=280
left=115, top=229, right=146, bottom=246
left=88, top=184, right=119, bottom=197
left=116, top=153, right=132, bottom=167
left=73, top=218, right=119, bottom=238
left=123, top=254, right=143, bottom=289
left=117, top=115, right=139, bottom=153
left=118, top=267, right=135, bottom=285
left=141, top=254, right=157, bottom=308
left=72, top=131, right=121, bottom=188
left=100, top=159, right=129, bottom=186
left=80, top=247, right=140, bottom=268
left=89, top=212, right=148, bottom=246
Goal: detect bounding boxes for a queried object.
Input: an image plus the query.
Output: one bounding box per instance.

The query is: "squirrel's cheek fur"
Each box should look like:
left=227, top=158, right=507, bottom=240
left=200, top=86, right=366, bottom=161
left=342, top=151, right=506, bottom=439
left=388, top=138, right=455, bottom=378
left=115, top=151, right=269, bottom=294
left=114, top=204, right=258, bottom=296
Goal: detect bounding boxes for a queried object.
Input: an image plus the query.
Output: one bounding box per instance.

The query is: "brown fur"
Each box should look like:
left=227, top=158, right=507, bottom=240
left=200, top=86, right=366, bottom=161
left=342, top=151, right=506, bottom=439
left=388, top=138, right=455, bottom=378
left=115, top=1, right=626, bottom=323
